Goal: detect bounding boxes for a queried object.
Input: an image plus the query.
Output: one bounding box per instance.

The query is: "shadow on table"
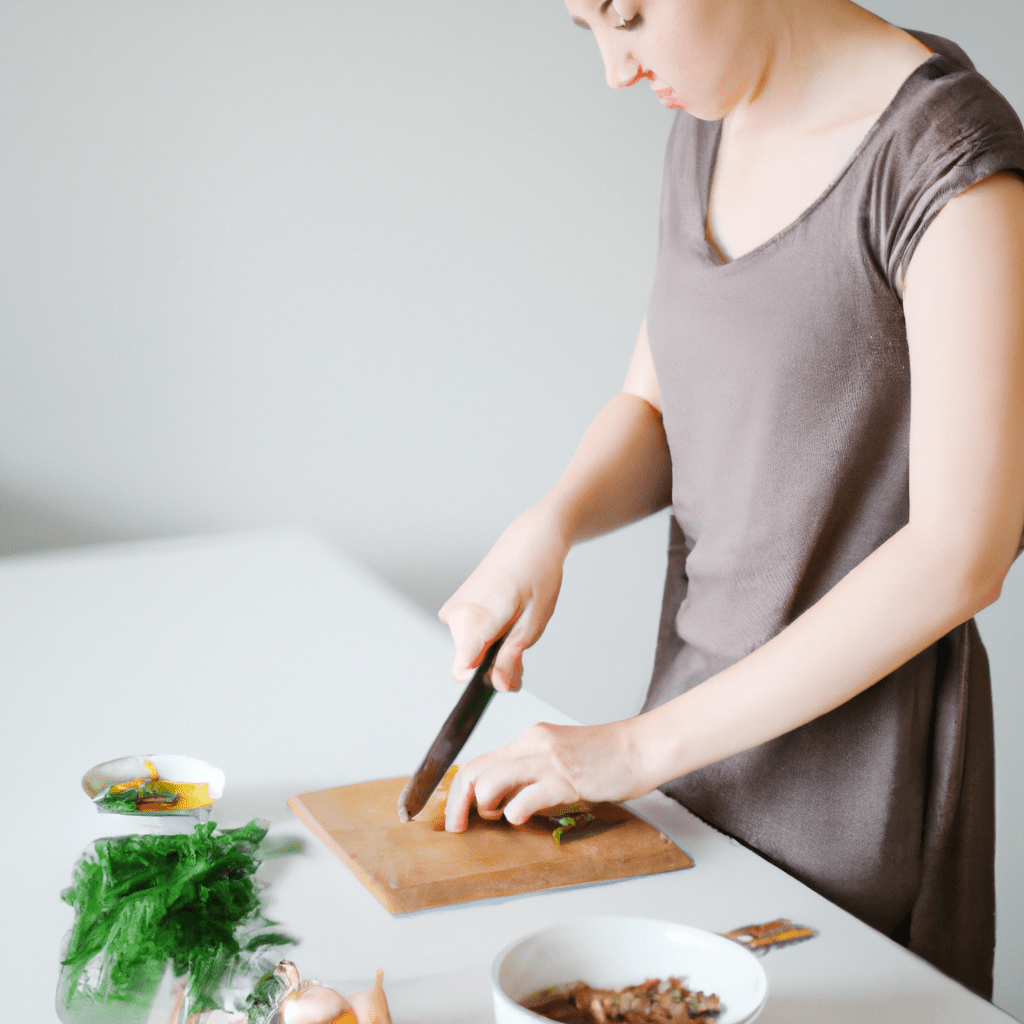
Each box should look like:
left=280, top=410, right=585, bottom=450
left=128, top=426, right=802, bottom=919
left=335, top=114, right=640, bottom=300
left=357, top=966, right=492, bottom=1024
left=764, top=992, right=972, bottom=1023
left=213, top=783, right=313, bottom=886
left=216, top=782, right=312, bottom=828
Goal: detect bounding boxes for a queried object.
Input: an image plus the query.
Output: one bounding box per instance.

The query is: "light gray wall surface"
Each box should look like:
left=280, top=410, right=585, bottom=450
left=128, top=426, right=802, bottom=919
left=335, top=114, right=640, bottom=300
left=1, top=1, right=1020, bottom=1016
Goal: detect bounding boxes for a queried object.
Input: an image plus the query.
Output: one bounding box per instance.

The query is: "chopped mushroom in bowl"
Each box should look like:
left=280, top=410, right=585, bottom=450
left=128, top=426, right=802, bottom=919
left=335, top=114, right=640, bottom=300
left=492, top=917, right=767, bottom=1024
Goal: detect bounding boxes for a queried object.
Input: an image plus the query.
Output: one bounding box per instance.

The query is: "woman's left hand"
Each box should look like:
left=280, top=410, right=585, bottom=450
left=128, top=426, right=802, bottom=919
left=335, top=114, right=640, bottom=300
left=443, top=719, right=649, bottom=831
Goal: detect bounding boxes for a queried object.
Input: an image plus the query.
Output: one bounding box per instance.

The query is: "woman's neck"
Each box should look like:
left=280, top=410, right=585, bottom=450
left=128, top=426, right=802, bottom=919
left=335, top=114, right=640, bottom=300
left=723, top=0, right=924, bottom=139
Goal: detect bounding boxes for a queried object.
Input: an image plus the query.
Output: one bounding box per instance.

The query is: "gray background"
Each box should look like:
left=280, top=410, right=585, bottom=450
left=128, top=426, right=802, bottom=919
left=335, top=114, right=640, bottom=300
left=0, top=1, right=1020, bottom=1016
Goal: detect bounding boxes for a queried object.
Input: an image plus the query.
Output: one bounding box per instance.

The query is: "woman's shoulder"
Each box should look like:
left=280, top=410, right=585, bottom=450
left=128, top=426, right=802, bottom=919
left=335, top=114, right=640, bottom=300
left=902, top=29, right=975, bottom=71
left=883, top=34, right=1024, bottom=157
left=864, top=33, right=1024, bottom=293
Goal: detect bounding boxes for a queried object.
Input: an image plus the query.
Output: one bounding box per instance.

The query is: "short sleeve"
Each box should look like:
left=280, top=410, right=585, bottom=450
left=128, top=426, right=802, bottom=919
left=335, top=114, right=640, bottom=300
left=870, top=57, right=1024, bottom=296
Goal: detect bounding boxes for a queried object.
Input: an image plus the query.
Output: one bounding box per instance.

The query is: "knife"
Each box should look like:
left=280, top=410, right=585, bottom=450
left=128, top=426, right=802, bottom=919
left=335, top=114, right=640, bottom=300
left=397, top=633, right=507, bottom=822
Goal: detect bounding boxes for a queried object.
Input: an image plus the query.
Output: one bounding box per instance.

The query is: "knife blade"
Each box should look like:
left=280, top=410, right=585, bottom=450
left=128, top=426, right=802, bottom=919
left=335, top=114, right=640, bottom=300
left=397, top=633, right=507, bottom=822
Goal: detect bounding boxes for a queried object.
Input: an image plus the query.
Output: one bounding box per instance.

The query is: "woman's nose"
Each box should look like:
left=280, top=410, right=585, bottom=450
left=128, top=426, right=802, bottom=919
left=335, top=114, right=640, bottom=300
left=594, top=36, right=646, bottom=89
left=606, top=53, right=650, bottom=89
left=613, top=63, right=652, bottom=88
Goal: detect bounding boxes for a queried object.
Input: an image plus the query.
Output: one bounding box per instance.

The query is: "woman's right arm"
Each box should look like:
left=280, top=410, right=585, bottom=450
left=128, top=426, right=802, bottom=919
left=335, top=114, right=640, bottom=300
left=438, top=317, right=672, bottom=691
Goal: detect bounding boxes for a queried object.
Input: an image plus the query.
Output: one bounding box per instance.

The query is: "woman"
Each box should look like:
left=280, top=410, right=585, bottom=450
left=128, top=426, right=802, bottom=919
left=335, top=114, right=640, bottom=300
left=438, top=0, right=1024, bottom=997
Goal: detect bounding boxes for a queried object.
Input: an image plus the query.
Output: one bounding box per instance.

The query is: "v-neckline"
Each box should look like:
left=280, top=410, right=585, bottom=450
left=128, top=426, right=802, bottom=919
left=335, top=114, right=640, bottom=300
left=700, top=52, right=945, bottom=268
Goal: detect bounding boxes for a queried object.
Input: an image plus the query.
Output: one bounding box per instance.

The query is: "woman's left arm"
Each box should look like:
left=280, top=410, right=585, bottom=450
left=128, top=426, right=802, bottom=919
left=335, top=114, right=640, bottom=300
left=445, top=170, right=1024, bottom=831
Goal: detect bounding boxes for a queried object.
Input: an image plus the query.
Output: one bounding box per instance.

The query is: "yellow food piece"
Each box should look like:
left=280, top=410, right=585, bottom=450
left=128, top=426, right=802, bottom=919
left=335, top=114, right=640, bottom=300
left=108, top=776, right=149, bottom=796
left=429, top=765, right=460, bottom=831
left=160, top=781, right=213, bottom=809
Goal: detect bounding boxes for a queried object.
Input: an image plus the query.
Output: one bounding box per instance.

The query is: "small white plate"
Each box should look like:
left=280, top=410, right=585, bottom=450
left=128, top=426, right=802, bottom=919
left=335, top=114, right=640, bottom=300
left=493, top=916, right=767, bottom=1024
left=82, top=753, right=225, bottom=801
left=81, top=754, right=225, bottom=833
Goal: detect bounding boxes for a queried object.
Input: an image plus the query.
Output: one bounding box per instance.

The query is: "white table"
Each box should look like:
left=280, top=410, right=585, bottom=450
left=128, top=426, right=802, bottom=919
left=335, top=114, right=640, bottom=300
left=1, top=531, right=1013, bottom=1022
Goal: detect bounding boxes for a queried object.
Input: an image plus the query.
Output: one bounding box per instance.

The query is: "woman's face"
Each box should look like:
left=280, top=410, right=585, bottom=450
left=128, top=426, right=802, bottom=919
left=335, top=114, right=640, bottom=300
left=564, top=0, right=762, bottom=121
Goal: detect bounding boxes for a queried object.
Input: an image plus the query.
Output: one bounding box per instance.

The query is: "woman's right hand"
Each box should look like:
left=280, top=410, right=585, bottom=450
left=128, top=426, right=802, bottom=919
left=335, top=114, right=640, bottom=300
left=439, top=321, right=670, bottom=692
left=438, top=507, right=570, bottom=692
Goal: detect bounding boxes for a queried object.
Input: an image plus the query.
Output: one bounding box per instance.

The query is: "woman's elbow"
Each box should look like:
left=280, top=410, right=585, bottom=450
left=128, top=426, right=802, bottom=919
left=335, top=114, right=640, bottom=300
left=945, top=538, right=1016, bottom=620
left=907, top=517, right=1018, bottom=623
left=969, top=566, right=1007, bottom=616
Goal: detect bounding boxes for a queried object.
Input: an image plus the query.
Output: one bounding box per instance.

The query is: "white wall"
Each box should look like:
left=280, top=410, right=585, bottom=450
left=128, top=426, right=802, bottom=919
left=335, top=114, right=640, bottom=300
left=1, top=1, right=1020, bottom=1016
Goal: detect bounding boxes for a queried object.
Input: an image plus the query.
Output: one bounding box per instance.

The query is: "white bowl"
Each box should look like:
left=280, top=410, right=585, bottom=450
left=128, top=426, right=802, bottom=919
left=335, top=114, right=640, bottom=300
left=492, top=916, right=767, bottom=1024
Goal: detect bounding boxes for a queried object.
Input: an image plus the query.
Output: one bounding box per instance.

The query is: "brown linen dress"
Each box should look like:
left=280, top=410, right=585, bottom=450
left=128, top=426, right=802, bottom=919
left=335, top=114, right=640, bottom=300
left=641, top=31, right=1024, bottom=998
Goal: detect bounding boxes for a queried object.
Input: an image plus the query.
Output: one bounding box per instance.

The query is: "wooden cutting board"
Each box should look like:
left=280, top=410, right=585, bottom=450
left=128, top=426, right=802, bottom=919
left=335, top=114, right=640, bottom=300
left=288, top=776, right=693, bottom=914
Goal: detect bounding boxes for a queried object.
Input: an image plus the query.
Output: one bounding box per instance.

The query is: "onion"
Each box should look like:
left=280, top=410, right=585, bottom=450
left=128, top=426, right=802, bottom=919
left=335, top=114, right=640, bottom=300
left=278, top=981, right=355, bottom=1024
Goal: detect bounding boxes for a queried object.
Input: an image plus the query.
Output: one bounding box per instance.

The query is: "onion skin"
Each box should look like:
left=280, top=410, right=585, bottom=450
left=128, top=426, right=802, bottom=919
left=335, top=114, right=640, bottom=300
left=278, top=983, right=355, bottom=1024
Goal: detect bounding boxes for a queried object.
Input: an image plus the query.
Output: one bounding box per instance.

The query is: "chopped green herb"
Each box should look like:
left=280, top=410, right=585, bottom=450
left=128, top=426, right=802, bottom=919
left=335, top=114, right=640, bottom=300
left=61, top=819, right=294, bottom=1015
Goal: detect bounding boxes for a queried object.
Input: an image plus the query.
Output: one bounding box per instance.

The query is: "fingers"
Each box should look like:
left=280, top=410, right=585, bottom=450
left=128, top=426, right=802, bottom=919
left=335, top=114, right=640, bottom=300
left=443, top=767, right=476, bottom=833
left=490, top=603, right=551, bottom=692
left=444, top=751, right=515, bottom=832
left=437, top=513, right=568, bottom=689
left=444, top=754, right=505, bottom=832
left=443, top=730, right=582, bottom=832
left=444, top=756, right=525, bottom=831
left=502, top=777, right=577, bottom=826
left=439, top=601, right=535, bottom=692
left=490, top=632, right=525, bottom=692
left=440, top=602, right=518, bottom=683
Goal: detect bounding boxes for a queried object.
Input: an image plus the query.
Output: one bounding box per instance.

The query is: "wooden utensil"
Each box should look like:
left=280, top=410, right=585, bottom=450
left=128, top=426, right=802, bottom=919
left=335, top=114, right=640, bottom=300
left=289, top=776, right=694, bottom=914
